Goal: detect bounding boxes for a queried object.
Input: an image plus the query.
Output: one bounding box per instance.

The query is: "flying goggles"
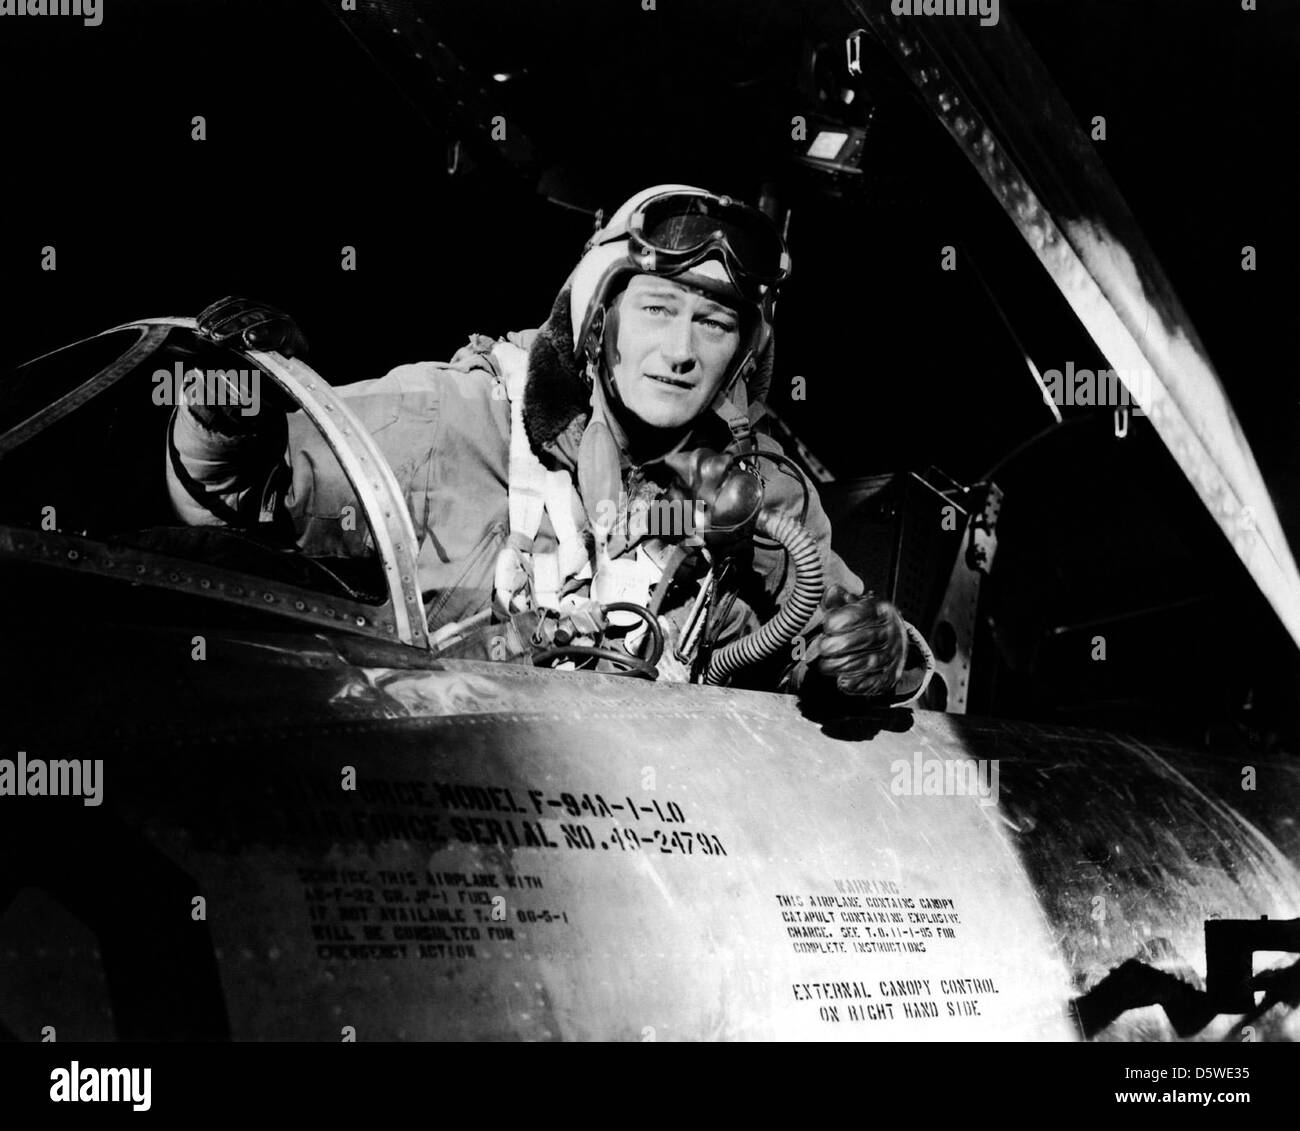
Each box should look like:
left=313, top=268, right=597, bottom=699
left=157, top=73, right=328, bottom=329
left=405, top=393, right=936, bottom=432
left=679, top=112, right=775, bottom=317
left=594, top=189, right=791, bottom=305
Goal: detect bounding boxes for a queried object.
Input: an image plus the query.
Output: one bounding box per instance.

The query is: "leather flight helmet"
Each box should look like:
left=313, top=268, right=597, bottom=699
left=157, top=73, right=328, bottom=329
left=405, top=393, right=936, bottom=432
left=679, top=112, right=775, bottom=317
left=569, top=185, right=791, bottom=410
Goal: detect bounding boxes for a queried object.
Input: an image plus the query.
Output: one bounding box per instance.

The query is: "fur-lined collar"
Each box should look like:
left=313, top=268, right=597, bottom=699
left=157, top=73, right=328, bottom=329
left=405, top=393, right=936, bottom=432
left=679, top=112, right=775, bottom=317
left=521, top=285, right=591, bottom=468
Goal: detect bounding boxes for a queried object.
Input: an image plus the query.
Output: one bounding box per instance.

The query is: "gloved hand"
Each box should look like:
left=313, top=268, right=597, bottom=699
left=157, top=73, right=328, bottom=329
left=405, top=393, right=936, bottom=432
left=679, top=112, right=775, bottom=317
left=187, top=296, right=303, bottom=435
left=196, top=295, right=308, bottom=357
left=813, top=584, right=909, bottom=698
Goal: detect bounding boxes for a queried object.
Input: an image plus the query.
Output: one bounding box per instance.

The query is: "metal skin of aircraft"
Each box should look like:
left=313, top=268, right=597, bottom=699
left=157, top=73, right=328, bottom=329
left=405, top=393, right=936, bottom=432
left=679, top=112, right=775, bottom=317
left=0, top=3, right=1297, bottom=1046
left=1, top=315, right=1296, bottom=1043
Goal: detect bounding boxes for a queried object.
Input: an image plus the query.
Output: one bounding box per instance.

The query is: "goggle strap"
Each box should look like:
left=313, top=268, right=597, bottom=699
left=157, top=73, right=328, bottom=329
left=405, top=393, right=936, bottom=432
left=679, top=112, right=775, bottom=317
left=628, top=234, right=784, bottom=296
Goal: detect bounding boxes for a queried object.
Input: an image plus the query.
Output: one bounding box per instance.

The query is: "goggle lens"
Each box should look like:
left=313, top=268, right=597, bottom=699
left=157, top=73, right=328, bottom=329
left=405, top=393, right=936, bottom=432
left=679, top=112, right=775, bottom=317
left=629, top=192, right=790, bottom=292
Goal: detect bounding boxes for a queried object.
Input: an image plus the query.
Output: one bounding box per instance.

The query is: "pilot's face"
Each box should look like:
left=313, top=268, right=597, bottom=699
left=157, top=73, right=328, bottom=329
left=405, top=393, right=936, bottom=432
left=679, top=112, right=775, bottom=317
left=609, top=275, right=741, bottom=430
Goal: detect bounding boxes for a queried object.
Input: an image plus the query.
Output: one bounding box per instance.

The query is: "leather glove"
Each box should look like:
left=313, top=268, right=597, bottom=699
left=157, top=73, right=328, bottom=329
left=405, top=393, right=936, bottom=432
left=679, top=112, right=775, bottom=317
left=187, top=296, right=302, bottom=434
left=814, top=584, right=909, bottom=698
left=196, top=295, right=308, bottom=357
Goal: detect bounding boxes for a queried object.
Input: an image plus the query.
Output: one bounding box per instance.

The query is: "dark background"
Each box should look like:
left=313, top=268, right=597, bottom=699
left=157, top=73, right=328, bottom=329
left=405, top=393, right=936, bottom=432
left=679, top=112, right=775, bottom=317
left=1, top=0, right=1296, bottom=746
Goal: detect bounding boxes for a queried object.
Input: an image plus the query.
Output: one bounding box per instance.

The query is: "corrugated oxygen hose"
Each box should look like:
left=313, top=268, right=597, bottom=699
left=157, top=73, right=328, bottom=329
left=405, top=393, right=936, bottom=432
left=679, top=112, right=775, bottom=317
left=704, top=509, right=825, bottom=685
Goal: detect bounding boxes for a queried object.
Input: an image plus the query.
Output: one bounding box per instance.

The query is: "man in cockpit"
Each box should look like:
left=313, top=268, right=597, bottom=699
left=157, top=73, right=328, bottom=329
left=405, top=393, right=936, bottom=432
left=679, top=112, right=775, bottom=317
left=167, top=185, right=932, bottom=700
